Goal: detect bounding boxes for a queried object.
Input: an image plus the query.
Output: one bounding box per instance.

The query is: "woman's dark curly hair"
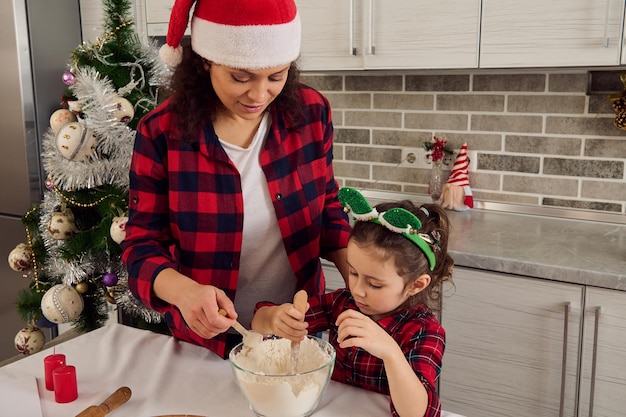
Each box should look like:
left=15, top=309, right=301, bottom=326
left=165, top=44, right=304, bottom=141
left=349, top=201, right=454, bottom=312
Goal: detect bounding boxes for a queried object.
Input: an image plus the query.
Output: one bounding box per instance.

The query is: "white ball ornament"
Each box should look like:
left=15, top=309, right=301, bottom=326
left=14, top=327, right=45, bottom=355
left=48, top=209, right=77, bottom=240
left=41, top=284, right=84, bottom=324
left=8, top=243, right=33, bottom=272
left=109, top=216, right=128, bottom=244
left=55, top=122, right=98, bottom=161
left=110, top=97, right=134, bottom=124
left=49, top=109, right=77, bottom=133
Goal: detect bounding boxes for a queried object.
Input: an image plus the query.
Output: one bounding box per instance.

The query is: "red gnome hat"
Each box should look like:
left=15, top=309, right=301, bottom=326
left=159, top=0, right=301, bottom=69
left=446, top=143, right=474, bottom=209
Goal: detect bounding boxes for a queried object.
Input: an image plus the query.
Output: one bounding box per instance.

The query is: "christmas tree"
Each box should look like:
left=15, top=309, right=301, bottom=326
left=9, top=0, right=168, bottom=355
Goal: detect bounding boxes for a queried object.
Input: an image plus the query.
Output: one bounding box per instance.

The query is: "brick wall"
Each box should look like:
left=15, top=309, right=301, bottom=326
left=301, top=71, right=626, bottom=215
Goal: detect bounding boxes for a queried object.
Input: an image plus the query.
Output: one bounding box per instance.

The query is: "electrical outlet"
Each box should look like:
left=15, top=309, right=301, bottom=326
left=399, top=148, right=478, bottom=172
left=466, top=150, right=477, bottom=172
left=399, top=148, right=456, bottom=170
left=399, top=148, right=432, bottom=169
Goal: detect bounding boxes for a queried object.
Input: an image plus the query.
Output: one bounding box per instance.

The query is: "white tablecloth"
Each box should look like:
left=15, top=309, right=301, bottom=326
left=0, top=323, right=464, bottom=417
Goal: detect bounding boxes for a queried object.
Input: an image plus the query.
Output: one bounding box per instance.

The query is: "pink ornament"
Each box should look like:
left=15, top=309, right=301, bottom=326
left=102, top=272, right=119, bottom=287
left=45, top=179, right=54, bottom=190
left=62, top=71, right=76, bottom=86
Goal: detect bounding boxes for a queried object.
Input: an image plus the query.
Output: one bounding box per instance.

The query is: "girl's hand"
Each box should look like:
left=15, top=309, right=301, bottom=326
left=251, top=302, right=309, bottom=342
left=336, top=309, right=397, bottom=360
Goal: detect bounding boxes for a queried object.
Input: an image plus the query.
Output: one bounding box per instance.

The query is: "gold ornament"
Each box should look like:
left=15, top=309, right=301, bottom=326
left=75, top=282, right=89, bottom=294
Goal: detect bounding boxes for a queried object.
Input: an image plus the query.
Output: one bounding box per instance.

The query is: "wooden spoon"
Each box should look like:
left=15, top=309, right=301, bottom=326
left=290, top=290, right=309, bottom=374
left=217, top=308, right=262, bottom=347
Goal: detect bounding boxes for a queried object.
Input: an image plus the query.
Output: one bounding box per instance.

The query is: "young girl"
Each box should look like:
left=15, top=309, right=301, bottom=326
left=251, top=187, right=454, bottom=417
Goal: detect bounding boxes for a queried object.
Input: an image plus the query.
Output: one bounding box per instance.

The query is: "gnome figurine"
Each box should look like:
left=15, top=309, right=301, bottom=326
left=441, top=143, right=474, bottom=211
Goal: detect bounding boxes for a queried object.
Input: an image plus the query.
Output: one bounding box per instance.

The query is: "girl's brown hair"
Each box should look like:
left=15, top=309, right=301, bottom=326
left=349, top=201, right=454, bottom=312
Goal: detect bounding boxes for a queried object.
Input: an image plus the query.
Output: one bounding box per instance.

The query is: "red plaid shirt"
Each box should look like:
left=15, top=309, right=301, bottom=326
left=307, top=289, right=444, bottom=417
left=121, top=84, right=351, bottom=359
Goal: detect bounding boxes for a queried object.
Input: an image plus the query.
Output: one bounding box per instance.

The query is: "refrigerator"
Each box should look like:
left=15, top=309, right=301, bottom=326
left=0, top=0, right=82, bottom=361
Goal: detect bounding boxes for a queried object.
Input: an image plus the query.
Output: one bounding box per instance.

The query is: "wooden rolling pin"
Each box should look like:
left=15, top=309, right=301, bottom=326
left=75, top=386, right=132, bottom=417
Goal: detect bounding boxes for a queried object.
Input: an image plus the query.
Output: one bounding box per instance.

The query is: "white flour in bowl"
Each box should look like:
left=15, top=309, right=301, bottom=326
left=230, top=336, right=335, bottom=417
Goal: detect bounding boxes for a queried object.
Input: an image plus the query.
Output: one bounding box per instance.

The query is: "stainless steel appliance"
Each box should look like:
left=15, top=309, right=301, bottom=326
left=0, top=0, right=82, bottom=361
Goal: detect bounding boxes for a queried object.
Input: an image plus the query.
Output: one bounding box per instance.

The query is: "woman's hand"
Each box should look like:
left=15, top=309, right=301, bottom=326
left=176, top=284, right=237, bottom=339
left=153, top=268, right=236, bottom=339
left=335, top=309, right=397, bottom=361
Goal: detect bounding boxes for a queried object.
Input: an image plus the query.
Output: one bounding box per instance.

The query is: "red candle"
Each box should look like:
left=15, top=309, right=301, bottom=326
left=52, top=365, right=78, bottom=403
left=43, top=354, right=66, bottom=391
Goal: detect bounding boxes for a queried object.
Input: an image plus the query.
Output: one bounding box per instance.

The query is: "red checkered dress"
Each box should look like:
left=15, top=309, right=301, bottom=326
left=307, top=289, right=445, bottom=417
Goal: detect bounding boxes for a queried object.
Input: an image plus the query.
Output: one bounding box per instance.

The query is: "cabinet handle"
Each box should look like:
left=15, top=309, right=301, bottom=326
left=349, top=0, right=356, bottom=55
left=368, top=0, right=375, bottom=54
left=559, top=302, right=570, bottom=417
left=588, top=306, right=601, bottom=417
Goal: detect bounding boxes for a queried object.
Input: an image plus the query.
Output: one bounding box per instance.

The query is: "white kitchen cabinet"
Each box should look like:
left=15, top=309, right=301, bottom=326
left=480, top=0, right=625, bottom=68
left=295, top=0, right=481, bottom=71
left=440, top=267, right=626, bottom=417
left=578, top=287, right=626, bottom=417
left=143, top=0, right=190, bottom=37
left=440, top=267, right=584, bottom=417
left=296, top=0, right=364, bottom=70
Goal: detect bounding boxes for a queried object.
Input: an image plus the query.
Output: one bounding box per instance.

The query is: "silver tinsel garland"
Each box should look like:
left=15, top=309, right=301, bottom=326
left=37, top=35, right=167, bottom=325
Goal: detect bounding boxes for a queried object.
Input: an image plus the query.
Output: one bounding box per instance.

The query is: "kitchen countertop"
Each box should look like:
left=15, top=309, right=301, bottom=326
left=0, top=323, right=466, bottom=417
left=361, top=190, right=626, bottom=292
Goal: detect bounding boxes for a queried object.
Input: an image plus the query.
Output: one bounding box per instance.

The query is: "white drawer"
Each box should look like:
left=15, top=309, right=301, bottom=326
left=322, top=261, right=344, bottom=293
left=144, top=0, right=192, bottom=37
left=145, top=0, right=174, bottom=23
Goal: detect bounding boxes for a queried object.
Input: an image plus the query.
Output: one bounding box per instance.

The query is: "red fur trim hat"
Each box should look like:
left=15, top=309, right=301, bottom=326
left=159, top=0, right=301, bottom=69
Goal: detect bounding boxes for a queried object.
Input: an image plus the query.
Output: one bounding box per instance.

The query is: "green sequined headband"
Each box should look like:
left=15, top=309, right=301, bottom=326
left=338, top=187, right=437, bottom=271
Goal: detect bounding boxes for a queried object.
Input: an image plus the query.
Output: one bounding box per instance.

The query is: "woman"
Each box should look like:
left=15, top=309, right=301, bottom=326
left=121, top=0, right=351, bottom=358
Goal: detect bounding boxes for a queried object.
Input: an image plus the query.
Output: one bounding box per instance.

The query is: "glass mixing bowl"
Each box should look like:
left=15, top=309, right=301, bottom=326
left=229, top=335, right=336, bottom=417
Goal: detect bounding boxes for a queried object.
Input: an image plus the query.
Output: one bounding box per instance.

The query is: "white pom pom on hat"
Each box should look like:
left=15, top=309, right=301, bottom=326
left=160, top=0, right=301, bottom=69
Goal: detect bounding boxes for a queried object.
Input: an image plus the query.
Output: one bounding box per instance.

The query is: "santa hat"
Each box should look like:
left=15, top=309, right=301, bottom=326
left=159, top=0, right=301, bottom=69
left=447, top=143, right=474, bottom=208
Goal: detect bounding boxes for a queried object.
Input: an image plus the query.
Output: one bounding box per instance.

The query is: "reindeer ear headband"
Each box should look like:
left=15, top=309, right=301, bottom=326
left=338, top=187, right=437, bottom=271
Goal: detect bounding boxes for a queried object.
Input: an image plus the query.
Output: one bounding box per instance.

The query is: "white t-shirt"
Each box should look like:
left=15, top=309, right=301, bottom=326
left=219, top=113, right=297, bottom=328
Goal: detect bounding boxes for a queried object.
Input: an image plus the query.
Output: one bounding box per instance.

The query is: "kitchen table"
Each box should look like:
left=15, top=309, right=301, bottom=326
left=0, top=323, right=462, bottom=417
